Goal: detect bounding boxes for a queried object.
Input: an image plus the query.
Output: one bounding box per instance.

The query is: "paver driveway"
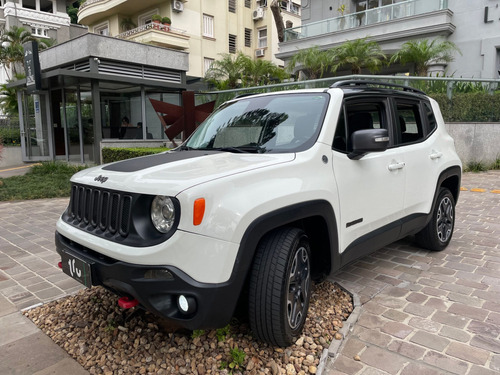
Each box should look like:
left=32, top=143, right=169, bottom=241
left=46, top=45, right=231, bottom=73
left=326, top=170, right=500, bottom=375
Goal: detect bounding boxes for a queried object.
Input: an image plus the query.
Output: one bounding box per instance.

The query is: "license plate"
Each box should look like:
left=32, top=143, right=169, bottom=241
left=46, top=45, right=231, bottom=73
left=61, top=251, right=92, bottom=287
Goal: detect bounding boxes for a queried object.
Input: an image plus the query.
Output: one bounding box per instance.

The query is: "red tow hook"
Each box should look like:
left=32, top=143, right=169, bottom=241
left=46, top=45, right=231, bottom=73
left=118, top=296, right=139, bottom=309
left=57, top=262, right=62, bottom=269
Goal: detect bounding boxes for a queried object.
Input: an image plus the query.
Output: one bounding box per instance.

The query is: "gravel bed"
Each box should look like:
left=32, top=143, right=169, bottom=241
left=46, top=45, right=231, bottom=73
left=24, top=281, right=352, bottom=375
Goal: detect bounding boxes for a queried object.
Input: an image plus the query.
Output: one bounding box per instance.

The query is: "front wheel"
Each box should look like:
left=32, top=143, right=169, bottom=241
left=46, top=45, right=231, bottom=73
left=416, top=188, right=456, bottom=251
left=248, top=227, right=311, bottom=347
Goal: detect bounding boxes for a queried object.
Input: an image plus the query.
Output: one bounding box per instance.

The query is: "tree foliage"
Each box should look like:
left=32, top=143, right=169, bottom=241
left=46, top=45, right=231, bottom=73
left=389, top=39, right=461, bottom=76
left=287, top=46, right=334, bottom=80
left=333, top=38, right=386, bottom=74
left=205, top=52, right=288, bottom=89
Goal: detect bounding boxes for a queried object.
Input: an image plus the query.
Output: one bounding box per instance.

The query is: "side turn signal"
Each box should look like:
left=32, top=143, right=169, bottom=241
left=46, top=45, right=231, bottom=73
left=193, top=198, right=205, bottom=226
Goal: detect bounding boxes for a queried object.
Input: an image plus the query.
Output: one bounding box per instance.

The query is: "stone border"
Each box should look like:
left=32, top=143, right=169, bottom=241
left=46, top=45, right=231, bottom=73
left=317, top=282, right=362, bottom=375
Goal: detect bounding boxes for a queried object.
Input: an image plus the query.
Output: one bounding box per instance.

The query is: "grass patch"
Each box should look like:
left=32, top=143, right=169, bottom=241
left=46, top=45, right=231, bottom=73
left=0, top=162, right=87, bottom=201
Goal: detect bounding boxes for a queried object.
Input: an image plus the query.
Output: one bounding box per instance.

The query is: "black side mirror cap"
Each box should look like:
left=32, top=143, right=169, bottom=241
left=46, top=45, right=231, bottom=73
left=348, top=128, right=389, bottom=160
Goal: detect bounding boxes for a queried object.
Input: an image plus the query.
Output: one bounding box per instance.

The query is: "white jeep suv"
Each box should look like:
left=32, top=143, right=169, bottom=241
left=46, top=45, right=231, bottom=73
left=55, top=81, right=462, bottom=346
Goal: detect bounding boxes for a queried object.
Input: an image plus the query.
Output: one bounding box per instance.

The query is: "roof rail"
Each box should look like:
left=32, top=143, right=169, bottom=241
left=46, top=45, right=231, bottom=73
left=330, top=80, right=426, bottom=95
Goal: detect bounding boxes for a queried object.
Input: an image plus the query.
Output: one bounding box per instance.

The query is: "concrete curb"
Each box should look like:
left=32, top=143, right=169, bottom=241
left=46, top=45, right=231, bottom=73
left=317, top=282, right=362, bottom=375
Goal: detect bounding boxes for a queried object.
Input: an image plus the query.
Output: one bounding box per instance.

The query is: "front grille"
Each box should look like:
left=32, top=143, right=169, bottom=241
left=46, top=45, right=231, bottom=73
left=68, top=184, right=133, bottom=237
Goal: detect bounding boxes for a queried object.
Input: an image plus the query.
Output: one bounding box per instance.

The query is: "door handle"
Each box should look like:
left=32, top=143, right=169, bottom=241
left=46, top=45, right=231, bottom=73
left=388, top=162, right=405, bottom=171
left=430, top=151, right=443, bottom=160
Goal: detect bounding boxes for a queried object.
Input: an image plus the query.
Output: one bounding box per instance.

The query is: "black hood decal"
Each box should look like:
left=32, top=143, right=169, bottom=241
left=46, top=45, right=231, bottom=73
left=102, top=150, right=222, bottom=172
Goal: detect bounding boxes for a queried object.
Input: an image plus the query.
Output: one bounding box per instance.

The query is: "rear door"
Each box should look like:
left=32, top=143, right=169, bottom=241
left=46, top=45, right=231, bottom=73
left=392, top=98, right=442, bottom=223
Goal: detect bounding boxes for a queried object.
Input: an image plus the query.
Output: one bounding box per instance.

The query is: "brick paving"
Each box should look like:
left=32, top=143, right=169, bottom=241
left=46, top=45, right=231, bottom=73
left=0, top=198, right=82, bottom=310
left=326, top=170, right=500, bottom=375
left=0, top=171, right=499, bottom=375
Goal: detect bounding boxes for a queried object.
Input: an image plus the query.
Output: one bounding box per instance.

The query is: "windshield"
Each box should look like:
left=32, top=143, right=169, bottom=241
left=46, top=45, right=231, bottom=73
left=184, top=93, right=329, bottom=153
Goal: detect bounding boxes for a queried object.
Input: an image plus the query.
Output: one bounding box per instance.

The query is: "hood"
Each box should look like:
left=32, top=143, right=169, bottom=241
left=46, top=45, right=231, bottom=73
left=71, top=150, right=295, bottom=196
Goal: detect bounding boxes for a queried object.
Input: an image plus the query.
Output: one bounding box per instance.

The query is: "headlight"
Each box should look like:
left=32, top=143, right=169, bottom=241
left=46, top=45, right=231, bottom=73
left=151, top=195, right=176, bottom=233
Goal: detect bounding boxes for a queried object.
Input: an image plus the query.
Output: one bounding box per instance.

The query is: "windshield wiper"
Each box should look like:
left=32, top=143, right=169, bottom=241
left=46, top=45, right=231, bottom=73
left=214, top=146, right=264, bottom=153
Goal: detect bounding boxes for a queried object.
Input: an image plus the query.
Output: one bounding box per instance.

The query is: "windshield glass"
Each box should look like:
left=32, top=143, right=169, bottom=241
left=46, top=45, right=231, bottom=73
left=185, top=93, right=329, bottom=153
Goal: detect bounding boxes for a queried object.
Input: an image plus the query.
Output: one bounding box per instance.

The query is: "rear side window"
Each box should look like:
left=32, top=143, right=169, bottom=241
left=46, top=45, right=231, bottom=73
left=394, top=100, right=424, bottom=145
left=423, top=102, right=438, bottom=133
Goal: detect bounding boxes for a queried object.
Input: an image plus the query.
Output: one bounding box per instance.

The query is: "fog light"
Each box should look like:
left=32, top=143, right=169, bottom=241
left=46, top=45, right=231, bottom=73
left=177, top=295, right=196, bottom=315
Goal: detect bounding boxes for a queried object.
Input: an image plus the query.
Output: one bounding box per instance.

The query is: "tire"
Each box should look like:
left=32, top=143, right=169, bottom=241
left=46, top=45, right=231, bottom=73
left=248, top=227, right=311, bottom=347
left=416, top=188, right=455, bottom=251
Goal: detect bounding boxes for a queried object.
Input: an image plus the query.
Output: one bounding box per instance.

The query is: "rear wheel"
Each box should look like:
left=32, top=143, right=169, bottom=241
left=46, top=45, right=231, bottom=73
left=248, top=227, right=311, bottom=347
left=416, top=188, right=455, bottom=251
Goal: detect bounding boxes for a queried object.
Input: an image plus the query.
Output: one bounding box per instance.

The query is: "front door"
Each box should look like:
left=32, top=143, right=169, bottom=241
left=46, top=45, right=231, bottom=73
left=19, top=91, right=54, bottom=162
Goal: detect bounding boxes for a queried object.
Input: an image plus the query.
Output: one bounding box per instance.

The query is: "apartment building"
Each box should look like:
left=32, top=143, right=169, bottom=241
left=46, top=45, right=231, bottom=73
left=77, top=0, right=301, bottom=79
left=277, top=0, right=500, bottom=78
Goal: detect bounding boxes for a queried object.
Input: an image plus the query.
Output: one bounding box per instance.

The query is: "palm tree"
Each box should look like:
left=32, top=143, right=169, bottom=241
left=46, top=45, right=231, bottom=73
left=390, top=39, right=461, bottom=76
left=240, top=55, right=288, bottom=87
left=333, top=38, right=386, bottom=75
left=0, top=73, right=25, bottom=116
left=205, top=53, right=247, bottom=90
left=0, top=26, right=38, bottom=78
left=287, top=46, right=334, bottom=80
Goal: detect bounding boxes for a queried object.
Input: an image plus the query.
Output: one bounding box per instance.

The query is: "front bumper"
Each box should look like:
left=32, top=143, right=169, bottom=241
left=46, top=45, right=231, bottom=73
left=55, top=231, right=240, bottom=330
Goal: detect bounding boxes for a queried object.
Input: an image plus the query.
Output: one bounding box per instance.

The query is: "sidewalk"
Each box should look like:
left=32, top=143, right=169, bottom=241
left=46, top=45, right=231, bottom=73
left=0, top=171, right=498, bottom=375
left=0, top=163, right=39, bottom=178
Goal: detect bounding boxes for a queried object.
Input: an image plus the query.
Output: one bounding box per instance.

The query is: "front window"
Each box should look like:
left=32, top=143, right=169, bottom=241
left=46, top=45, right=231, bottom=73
left=184, top=93, right=329, bottom=153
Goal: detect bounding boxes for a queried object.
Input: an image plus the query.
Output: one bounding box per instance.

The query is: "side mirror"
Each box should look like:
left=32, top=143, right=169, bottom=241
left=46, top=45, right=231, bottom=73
left=348, top=128, right=389, bottom=160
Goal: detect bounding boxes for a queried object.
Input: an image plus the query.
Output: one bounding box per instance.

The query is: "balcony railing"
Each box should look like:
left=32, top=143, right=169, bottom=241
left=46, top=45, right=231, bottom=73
left=116, top=23, right=187, bottom=39
left=284, top=0, right=449, bottom=41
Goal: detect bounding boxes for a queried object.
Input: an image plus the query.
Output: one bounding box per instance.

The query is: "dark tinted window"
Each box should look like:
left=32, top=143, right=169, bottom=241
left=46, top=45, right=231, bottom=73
left=333, top=101, right=388, bottom=152
left=395, top=101, right=424, bottom=145
left=423, top=102, right=438, bottom=133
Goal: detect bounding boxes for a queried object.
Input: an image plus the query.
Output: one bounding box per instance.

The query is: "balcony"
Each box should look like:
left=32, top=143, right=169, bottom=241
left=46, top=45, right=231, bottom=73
left=78, top=0, right=165, bottom=25
left=283, top=0, right=453, bottom=46
left=116, top=23, right=190, bottom=50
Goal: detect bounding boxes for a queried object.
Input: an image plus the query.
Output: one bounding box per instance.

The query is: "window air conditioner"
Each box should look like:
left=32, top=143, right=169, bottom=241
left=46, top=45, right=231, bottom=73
left=253, top=7, right=264, bottom=20
left=172, top=1, right=184, bottom=12
left=255, top=48, right=265, bottom=57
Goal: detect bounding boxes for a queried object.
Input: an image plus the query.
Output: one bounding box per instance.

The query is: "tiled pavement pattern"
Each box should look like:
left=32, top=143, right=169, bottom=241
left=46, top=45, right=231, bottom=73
left=326, top=170, right=500, bottom=375
left=0, top=170, right=498, bottom=374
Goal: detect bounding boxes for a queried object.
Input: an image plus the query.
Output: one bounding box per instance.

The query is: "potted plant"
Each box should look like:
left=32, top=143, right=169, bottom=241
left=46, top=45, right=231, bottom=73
left=120, top=17, right=136, bottom=32
left=162, top=16, right=171, bottom=31
left=151, top=14, right=161, bottom=29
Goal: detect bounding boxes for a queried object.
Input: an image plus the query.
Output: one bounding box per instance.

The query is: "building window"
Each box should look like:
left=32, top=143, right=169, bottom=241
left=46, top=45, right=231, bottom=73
left=94, top=22, right=109, bottom=36
left=280, top=0, right=300, bottom=15
left=203, top=14, right=214, bottom=38
left=245, top=0, right=251, bottom=8
left=138, top=9, right=160, bottom=26
left=258, top=28, right=267, bottom=48
left=31, top=26, right=49, bottom=38
left=204, top=58, right=215, bottom=75
left=229, top=34, right=237, bottom=53
left=228, top=0, right=236, bottom=13
left=244, top=28, right=252, bottom=48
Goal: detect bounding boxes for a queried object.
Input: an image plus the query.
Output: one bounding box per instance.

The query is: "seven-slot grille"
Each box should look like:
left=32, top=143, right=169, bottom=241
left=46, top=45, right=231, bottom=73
left=67, top=184, right=133, bottom=237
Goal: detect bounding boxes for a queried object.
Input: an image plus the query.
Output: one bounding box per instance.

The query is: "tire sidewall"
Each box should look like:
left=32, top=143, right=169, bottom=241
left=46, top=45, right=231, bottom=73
left=281, top=232, right=312, bottom=341
left=433, top=188, right=455, bottom=249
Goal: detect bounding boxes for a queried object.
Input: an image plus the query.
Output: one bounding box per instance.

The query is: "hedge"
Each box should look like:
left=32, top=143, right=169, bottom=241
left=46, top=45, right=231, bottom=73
left=430, top=92, right=500, bottom=122
left=0, top=128, right=21, bottom=146
left=102, top=147, right=169, bottom=163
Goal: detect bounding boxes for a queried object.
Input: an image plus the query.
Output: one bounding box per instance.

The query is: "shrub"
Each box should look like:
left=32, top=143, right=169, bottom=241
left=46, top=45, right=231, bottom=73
left=430, top=92, right=500, bottom=122
left=102, top=147, right=169, bottom=164
left=0, top=127, right=21, bottom=146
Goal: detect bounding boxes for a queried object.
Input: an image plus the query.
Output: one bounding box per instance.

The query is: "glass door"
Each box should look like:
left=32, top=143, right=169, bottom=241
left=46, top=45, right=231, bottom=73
left=20, top=91, right=54, bottom=161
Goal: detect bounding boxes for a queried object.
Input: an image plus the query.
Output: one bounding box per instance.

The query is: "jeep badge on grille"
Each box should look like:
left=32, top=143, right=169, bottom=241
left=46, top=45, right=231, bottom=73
left=94, top=175, right=108, bottom=183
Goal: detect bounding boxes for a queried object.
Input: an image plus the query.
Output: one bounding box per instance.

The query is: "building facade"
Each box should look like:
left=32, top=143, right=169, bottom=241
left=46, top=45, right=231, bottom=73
left=0, top=0, right=87, bottom=83
left=277, top=0, right=500, bottom=79
left=77, top=0, right=301, bottom=80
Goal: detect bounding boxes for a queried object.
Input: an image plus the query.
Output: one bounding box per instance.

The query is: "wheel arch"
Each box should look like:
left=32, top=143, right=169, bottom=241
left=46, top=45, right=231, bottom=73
left=236, top=200, right=339, bottom=284
left=436, top=166, right=462, bottom=206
